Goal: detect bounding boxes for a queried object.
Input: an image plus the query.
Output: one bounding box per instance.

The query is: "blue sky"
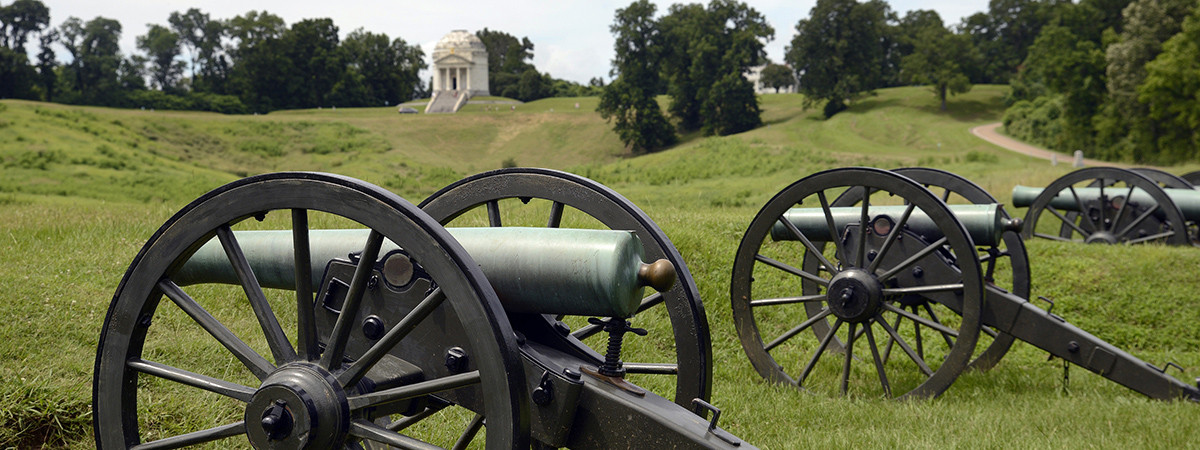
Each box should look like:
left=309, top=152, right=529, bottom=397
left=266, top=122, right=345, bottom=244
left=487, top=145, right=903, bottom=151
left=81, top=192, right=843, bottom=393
left=35, top=0, right=991, bottom=84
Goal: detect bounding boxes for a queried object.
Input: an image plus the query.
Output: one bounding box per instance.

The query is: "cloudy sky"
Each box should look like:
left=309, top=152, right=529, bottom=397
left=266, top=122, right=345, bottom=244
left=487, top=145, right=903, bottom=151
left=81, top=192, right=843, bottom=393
left=35, top=0, right=990, bottom=84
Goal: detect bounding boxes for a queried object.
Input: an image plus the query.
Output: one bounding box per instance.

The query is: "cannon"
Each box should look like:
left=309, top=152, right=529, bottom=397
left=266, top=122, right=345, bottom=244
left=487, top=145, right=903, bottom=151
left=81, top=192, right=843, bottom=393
left=94, top=170, right=749, bottom=449
left=1013, top=167, right=1199, bottom=245
left=731, top=167, right=1200, bottom=400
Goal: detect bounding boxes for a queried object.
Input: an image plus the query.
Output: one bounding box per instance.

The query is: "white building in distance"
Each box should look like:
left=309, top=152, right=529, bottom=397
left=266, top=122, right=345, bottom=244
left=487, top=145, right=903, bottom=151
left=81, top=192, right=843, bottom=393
left=431, top=30, right=489, bottom=96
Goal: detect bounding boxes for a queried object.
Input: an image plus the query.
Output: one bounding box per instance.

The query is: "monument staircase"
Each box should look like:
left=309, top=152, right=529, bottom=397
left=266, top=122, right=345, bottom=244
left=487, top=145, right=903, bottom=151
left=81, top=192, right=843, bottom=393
left=425, top=90, right=469, bottom=113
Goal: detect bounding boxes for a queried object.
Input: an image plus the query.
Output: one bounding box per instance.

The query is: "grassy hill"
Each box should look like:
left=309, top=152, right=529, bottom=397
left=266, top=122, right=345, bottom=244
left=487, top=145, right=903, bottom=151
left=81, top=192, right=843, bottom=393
left=3, top=87, right=1200, bottom=448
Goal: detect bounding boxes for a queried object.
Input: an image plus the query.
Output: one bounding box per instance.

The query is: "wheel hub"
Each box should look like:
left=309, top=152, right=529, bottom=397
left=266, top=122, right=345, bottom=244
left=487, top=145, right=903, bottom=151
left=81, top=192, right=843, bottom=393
left=245, top=363, right=350, bottom=449
left=826, top=269, right=884, bottom=323
left=1085, top=231, right=1117, bottom=244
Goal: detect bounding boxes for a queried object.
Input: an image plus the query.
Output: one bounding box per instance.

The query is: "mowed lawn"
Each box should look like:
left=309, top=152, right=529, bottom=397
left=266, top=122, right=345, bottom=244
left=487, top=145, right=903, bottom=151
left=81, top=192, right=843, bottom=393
left=2, top=87, right=1200, bottom=448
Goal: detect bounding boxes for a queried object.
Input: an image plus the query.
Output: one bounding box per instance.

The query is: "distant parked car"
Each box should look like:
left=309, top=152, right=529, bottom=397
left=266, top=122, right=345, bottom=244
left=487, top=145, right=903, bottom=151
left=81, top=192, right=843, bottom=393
left=397, top=106, right=418, bottom=114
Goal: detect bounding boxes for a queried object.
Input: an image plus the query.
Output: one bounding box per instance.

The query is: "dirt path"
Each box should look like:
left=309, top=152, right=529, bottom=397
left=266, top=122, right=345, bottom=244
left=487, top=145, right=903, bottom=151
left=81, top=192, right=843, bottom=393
left=970, top=122, right=1124, bottom=167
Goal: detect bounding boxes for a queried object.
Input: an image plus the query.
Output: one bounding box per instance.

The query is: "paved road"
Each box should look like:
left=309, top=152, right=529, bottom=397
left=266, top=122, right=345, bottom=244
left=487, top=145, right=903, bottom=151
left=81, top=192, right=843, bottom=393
left=970, top=122, right=1123, bottom=167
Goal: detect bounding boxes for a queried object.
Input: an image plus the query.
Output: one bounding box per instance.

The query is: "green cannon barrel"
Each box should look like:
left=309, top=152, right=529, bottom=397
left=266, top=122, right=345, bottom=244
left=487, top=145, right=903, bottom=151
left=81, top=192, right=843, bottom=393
left=770, top=204, right=1014, bottom=247
left=1012, top=186, right=1200, bottom=221
left=172, top=227, right=666, bottom=318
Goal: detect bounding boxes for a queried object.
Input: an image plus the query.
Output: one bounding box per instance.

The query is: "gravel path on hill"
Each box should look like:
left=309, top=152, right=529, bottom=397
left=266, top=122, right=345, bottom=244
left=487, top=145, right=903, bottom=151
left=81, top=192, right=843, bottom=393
left=970, top=122, right=1124, bottom=168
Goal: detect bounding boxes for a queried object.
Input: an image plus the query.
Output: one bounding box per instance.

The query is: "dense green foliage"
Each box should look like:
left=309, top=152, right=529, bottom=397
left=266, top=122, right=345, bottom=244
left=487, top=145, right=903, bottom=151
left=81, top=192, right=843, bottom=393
left=598, top=0, right=677, bottom=153
left=899, top=17, right=975, bottom=111
left=787, top=0, right=894, bottom=117
left=658, top=0, right=771, bottom=136
left=1002, top=0, right=1200, bottom=164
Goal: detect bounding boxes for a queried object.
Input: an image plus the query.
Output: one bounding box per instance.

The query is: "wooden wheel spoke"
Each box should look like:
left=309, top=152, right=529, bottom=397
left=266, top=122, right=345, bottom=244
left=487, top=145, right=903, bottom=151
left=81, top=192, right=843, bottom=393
left=1033, top=231, right=1075, bottom=242
left=816, top=191, right=847, bottom=265
left=750, top=294, right=828, bottom=307
left=127, top=358, right=254, bottom=403
left=1045, top=206, right=1091, bottom=237
left=1068, top=187, right=1101, bottom=232
left=765, top=308, right=833, bottom=352
left=857, top=188, right=871, bottom=268
left=487, top=200, right=502, bottom=227
left=385, top=404, right=448, bottom=432
left=883, top=303, right=960, bottom=338
left=130, top=421, right=244, bottom=450
left=292, top=209, right=320, bottom=361
left=882, top=283, right=964, bottom=296
left=350, top=419, right=439, bottom=450
left=841, top=322, right=857, bottom=395
left=547, top=201, right=564, bottom=228
left=216, top=225, right=297, bottom=365
left=1115, top=204, right=1161, bottom=239
left=1126, top=230, right=1177, bottom=244
left=157, top=279, right=274, bottom=380
left=868, top=202, right=916, bottom=273
left=778, top=215, right=839, bottom=277
left=923, top=303, right=957, bottom=348
left=877, top=314, right=933, bottom=376
left=451, top=414, right=486, bottom=450
left=1110, top=186, right=1136, bottom=232
left=755, top=253, right=830, bottom=287
left=863, top=325, right=891, bottom=397
left=348, top=370, right=481, bottom=410
left=338, top=288, right=446, bottom=387
left=321, top=230, right=385, bottom=370
left=798, top=318, right=842, bottom=387
left=877, top=236, right=949, bottom=282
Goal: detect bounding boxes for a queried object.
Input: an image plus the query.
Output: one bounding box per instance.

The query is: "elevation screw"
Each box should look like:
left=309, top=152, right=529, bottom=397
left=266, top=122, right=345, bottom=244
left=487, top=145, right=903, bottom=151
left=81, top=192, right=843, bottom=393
left=588, top=317, right=647, bottom=378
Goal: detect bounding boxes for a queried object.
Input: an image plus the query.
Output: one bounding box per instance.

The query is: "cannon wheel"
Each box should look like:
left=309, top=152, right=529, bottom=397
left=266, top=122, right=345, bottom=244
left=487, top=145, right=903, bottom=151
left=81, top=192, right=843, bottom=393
left=420, top=168, right=712, bottom=410
left=1022, top=167, right=1190, bottom=245
left=880, top=167, right=1027, bottom=371
left=1130, top=168, right=1195, bottom=189
left=1182, top=170, right=1200, bottom=186
left=94, top=173, right=529, bottom=449
left=731, top=168, right=984, bottom=399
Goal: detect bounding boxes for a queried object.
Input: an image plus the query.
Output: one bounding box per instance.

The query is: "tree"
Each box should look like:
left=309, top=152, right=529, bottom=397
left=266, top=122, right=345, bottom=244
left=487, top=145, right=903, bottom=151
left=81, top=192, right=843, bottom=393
left=658, top=0, right=772, bottom=134
left=167, top=8, right=207, bottom=81
left=1017, top=24, right=1107, bottom=152
left=226, top=10, right=288, bottom=111
left=1138, top=4, right=1200, bottom=162
left=137, top=24, right=183, bottom=91
left=0, top=47, right=35, bottom=98
left=69, top=16, right=123, bottom=105
left=899, top=20, right=975, bottom=110
left=598, top=0, right=677, bottom=153
left=702, top=71, right=762, bottom=135
left=280, top=18, right=343, bottom=108
left=960, top=0, right=1054, bottom=84
left=341, top=28, right=426, bottom=105
left=759, top=63, right=794, bottom=93
left=35, top=27, right=54, bottom=100
left=476, top=28, right=535, bottom=98
left=0, top=0, right=49, bottom=51
left=787, top=0, right=894, bottom=118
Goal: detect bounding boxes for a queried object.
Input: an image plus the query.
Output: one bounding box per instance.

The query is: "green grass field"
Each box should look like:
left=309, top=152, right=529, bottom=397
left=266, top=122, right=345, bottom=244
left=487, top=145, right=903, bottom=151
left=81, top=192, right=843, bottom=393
left=3, top=86, right=1200, bottom=448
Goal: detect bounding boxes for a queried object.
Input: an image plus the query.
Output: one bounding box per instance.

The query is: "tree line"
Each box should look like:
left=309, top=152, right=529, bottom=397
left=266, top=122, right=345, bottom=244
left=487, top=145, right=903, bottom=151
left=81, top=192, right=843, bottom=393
left=0, top=1, right=596, bottom=113
left=784, top=0, right=1200, bottom=164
